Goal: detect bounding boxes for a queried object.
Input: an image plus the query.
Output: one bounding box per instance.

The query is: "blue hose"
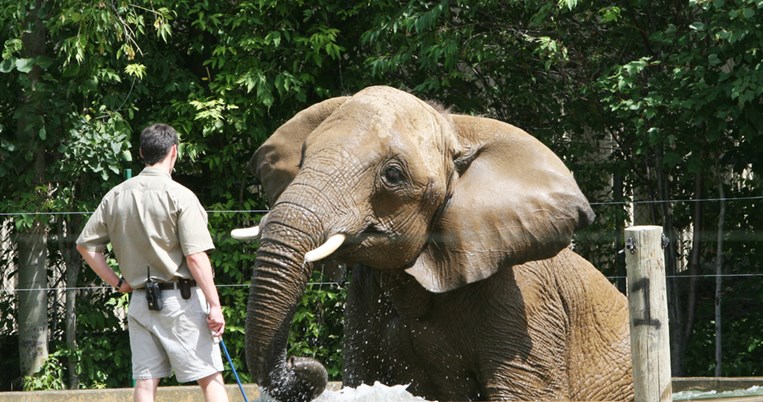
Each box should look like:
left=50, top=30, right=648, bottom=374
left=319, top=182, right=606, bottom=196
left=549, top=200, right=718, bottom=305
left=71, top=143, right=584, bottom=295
left=220, top=338, right=250, bottom=402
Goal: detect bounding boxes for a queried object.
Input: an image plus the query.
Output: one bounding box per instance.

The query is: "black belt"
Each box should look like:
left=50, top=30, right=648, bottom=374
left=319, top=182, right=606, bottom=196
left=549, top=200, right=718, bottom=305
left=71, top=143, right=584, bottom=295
left=157, top=279, right=197, bottom=290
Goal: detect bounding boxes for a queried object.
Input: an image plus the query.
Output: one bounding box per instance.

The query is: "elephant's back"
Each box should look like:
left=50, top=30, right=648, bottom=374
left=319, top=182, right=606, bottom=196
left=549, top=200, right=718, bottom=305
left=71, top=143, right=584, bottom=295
left=514, top=248, right=634, bottom=401
left=512, top=248, right=626, bottom=310
left=515, top=248, right=627, bottom=310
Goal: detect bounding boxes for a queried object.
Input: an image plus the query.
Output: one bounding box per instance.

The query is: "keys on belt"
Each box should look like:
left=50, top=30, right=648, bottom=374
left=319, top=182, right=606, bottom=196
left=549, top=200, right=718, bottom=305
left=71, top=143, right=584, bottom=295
left=157, top=279, right=197, bottom=290
left=157, top=279, right=197, bottom=300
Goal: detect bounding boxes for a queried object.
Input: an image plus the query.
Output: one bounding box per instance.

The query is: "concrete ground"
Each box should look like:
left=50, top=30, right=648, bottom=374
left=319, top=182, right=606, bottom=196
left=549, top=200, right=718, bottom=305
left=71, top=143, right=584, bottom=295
left=2, top=378, right=762, bottom=401
left=0, top=382, right=344, bottom=402
left=0, top=384, right=261, bottom=402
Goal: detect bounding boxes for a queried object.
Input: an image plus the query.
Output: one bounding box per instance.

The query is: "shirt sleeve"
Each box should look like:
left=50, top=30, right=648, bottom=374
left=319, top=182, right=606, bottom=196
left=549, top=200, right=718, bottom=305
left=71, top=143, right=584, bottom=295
left=178, top=195, right=215, bottom=256
left=76, top=199, right=110, bottom=252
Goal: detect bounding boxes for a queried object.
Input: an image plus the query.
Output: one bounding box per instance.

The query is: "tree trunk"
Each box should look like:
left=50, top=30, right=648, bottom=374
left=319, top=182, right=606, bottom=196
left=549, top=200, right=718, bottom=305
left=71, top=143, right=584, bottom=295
left=653, top=145, right=684, bottom=377
left=714, top=165, right=725, bottom=377
left=613, top=169, right=627, bottom=294
left=65, top=259, right=78, bottom=388
left=16, top=0, right=49, bottom=379
left=59, top=216, right=81, bottom=388
left=17, top=219, right=49, bottom=377
left=678, top=172, right=703, bottom=376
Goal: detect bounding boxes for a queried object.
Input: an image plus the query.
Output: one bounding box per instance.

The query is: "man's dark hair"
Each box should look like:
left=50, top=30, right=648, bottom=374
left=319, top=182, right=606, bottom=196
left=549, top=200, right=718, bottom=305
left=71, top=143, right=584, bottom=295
left=140, top=124, right=179, bottom=165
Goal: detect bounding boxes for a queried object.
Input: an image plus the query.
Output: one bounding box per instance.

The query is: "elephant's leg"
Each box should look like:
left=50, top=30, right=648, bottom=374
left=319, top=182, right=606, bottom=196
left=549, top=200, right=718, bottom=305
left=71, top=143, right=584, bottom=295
left=343, top=266, right=427, bottom=389
left=343, top=265, right=393, bottom=385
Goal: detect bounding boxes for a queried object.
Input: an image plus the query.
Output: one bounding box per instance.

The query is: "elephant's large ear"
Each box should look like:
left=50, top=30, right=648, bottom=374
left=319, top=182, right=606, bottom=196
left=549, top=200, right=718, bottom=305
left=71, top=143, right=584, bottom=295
left=250, top=97, right=350, bottom=204
left=406, top=115, right=595, bottom=293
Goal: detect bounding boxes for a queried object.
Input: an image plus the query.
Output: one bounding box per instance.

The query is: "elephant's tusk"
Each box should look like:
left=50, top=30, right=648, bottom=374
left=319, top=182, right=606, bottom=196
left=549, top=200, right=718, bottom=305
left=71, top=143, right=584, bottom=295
left=304, top=234, right=346, bottom=262
left=231, top=225, right=260, bottom=240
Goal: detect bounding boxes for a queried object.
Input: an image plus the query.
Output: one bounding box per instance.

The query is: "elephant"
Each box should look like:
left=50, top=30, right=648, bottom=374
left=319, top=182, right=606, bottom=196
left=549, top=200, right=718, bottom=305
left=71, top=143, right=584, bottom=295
left=233, top=85, right=633, bottom=401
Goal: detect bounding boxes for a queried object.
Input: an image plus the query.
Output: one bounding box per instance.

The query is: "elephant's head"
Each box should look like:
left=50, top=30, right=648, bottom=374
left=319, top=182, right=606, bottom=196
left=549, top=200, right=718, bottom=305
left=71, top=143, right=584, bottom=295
left=235, top=86, right=594, bottom=401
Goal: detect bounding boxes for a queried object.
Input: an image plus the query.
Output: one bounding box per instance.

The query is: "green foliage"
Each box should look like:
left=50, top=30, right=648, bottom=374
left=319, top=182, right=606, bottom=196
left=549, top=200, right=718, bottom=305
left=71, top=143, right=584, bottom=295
left=589, top=0, right=763, bottom=376
left=19, top=286, right=133, bottom=390
left=55, top=116, right=133, bottom=184
left=2, top=0, right=763, bottom=389
left=23, top=352, right=66, bottom=391
left=206, top=202, right=263, bottom=383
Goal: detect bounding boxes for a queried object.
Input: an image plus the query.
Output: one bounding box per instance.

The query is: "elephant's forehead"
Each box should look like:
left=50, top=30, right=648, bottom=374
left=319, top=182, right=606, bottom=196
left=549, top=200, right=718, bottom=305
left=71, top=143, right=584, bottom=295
left=335, top=92, right=447, bottom=172
left=306, top=86, right=451, bottom=179
left=351, top=87, right=438, bottom=136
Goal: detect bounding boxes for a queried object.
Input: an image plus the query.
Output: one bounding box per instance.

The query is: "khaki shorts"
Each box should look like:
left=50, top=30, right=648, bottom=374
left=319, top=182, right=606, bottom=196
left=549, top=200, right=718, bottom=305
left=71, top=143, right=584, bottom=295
left=128, top=286, right=223, bottom=383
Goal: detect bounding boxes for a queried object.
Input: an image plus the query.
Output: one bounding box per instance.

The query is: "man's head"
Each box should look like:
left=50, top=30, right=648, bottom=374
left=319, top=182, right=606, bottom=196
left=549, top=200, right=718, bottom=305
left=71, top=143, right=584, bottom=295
left=140, top=123, right=179, bottom=166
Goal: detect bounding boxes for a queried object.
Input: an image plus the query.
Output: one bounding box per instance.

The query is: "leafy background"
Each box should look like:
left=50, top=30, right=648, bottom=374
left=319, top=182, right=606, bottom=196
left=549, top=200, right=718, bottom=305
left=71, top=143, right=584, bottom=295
left=1, top=0, right=762, bottom=390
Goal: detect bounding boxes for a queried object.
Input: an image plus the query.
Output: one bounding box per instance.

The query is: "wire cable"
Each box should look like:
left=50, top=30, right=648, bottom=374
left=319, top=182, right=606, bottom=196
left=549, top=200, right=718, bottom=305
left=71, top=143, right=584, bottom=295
left=3, top=274, right=759, bottom=294
left=1, top=195, right=762, bottom=217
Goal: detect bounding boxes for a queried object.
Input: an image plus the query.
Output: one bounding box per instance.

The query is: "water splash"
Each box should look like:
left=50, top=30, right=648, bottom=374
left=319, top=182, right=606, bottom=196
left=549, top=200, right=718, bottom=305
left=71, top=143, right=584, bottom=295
left=314, top=382, right=429, bottom=402
left=254, top=382, right=429, bottom=402
left=673, top=385, right=763, bottom=400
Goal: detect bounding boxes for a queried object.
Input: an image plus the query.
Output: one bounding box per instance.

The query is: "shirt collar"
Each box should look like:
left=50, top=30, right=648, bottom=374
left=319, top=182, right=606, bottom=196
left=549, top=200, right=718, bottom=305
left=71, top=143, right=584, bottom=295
left=140, top=167, right=171, bottom=178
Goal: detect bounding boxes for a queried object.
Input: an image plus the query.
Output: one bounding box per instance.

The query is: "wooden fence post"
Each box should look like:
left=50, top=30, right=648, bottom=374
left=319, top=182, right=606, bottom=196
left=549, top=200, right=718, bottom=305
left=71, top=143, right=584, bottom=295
left=625, top=225, right=672, bottom=402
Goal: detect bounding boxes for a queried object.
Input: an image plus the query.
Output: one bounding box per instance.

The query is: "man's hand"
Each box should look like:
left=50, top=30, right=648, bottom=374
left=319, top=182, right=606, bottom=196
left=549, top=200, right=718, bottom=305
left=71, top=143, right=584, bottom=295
left=118, top=282, right=133, bottom=293
left=186, top=251, right=225, bottom=338
left=77, top=245, right=133, bottom=294
left=207, top=305, right=225, bottom=337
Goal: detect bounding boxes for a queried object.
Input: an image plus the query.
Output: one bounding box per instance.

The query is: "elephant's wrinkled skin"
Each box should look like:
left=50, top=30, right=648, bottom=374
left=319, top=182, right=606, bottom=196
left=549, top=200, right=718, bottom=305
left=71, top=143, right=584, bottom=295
left=237, top=86, right=633, bottom=401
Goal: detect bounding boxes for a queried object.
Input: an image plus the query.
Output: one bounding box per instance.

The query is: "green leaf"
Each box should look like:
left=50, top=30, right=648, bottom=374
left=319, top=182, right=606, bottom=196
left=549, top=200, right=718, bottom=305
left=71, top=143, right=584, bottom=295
left=599, top=6, right=621, bottom=23
left=266, top=31, right=281, bottom=47
left=689, top=22, right=705, bottom=31
left=62, top=63, right=79, bottom=77
left=558, top=0, right=578, bottom=11
left=15, top=58, right=34, bottom=73
left=663, top=152, right=682, bottom=167
left=34, top=56, right=54, bottom=69
left=0, top=58, right=15, bottom=73
left=124, top=63, right=146, bottom=79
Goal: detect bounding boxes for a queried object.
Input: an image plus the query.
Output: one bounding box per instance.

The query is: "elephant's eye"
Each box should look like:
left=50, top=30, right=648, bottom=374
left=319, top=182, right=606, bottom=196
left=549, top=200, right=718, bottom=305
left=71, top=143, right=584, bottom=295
left=382, top=165, right=405, bottom=186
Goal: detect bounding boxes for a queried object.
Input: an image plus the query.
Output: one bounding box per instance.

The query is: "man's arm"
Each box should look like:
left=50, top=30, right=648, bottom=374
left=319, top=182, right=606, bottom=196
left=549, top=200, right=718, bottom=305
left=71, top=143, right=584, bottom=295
left=186, top=251, right=225, bottom=337
left=76, top=244, right=132, bottom=293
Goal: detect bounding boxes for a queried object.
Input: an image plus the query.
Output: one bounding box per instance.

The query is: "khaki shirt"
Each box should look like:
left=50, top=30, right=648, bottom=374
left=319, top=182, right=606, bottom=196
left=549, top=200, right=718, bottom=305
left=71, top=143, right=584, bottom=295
left=77, top=167, right=215, bottom=288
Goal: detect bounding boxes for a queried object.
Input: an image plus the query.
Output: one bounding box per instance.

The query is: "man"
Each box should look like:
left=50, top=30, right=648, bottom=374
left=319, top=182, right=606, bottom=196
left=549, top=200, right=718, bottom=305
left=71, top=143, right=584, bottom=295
left=76, top=123, right=228, bottom=402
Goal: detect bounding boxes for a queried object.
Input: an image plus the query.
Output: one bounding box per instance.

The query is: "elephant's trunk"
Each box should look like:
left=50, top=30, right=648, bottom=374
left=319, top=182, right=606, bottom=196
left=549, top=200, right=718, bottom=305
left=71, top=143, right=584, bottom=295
left=245, top=205, right=329, bottom=402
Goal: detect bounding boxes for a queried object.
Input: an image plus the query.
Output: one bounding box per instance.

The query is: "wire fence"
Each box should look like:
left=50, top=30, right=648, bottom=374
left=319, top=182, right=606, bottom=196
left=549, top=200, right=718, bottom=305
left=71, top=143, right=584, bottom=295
left=0, top=194, right=761, bottom=216
left=2, top=194, right=762, bottom=294
left=2, top=195, right=763, bottom=382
